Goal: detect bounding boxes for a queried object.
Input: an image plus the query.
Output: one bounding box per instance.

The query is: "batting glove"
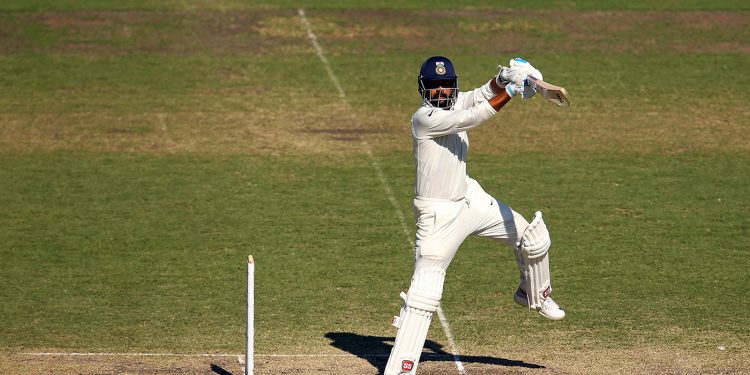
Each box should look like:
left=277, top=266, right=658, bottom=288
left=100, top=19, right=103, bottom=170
left=504, top=73, right=525, bottom=98
left=509, top=58, right=543, bottom=99
left=496, top=64, right=523, bottom=85
left=497, top=65, right=528, bottom=98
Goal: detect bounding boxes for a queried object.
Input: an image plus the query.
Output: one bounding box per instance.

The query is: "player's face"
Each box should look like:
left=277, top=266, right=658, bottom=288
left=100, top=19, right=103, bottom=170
left=427, top=80, right=455, bottom=106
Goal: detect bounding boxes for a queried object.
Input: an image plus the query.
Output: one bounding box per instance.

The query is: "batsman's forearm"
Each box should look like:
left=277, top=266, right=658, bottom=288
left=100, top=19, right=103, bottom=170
left=489, top=92, right=512, bottom=111
left=488, top=78, right=512, bottom=111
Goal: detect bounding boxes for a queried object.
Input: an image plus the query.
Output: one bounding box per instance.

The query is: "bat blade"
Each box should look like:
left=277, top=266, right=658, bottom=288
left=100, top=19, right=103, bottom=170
left=528, top=77, right=570, bottom=107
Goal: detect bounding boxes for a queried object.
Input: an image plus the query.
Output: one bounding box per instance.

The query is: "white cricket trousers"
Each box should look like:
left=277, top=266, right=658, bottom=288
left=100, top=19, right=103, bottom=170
left=412, top=177, right=528, bottom=273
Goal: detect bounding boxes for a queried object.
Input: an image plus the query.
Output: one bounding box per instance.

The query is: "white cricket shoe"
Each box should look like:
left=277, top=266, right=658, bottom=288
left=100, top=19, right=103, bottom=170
left=514, top=288, right=566, bottom=321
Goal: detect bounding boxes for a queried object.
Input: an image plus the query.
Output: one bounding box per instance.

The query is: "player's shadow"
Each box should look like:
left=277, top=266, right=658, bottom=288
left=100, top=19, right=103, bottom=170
left=209, top=364, right=233, bottom=375
left=324, top=332, right=544, bottom=374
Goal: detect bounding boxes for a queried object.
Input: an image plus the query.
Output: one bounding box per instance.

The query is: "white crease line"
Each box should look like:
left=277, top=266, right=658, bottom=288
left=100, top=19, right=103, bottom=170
left=23, top=352, right=459, bottom=359
left=298, top=8, right=345, bottom=99
left=24, top=352, right=241, bottom=357
left=366, top=148, right=414, bottom=246
left=436, top=308, right=466, bottom=374
left=298, top=8, right=466, bottom=375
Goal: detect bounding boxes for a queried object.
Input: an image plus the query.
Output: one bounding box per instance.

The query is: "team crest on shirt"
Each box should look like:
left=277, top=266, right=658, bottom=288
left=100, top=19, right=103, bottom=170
left=435, top=61, right=446, bottom=75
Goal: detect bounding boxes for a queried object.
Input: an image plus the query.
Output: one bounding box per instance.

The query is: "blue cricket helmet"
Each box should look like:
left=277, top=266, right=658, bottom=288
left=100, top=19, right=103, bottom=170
left=418, top=56, right=459, bottom=109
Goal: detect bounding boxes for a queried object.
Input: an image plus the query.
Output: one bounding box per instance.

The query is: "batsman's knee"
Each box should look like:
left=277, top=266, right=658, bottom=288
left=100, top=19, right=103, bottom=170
left=518, top=211, right=551, bottom=259
left=405, top=268, right=445, bottom=312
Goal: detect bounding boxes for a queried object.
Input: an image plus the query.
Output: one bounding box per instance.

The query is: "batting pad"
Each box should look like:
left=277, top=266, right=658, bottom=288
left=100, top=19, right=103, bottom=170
left=517, top=211, right=552, bottom=310
left=385, top=268, right=445, bottom=375
left=385, top=305, right=432, bottom=375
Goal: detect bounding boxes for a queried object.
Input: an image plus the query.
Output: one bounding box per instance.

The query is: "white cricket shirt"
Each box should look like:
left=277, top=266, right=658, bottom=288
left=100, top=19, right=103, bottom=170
left=412, top=81, right=497, bottom=201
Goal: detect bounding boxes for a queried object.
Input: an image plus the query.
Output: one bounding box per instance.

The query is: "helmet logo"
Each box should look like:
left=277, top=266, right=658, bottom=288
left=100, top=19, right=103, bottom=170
left=435, top=61, right=446, bottom=75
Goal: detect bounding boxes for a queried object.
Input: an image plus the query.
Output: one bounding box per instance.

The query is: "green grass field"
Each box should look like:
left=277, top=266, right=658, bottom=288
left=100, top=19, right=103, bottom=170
left=1, top=1, right=748, bottom=374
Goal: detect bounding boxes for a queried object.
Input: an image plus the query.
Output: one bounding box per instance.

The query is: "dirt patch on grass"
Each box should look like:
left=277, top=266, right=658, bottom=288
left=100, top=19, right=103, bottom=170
left=1, top=45, right=747, bottom=156
left=1, top=9, right=747, bottom=56
left=0, top=105, right=392, bottom=155
left=3, top=347, right=747, bottom=374
left=302, top=9, right=750, bottom=55
left=0, top=10, right=310, bottom=56
left=1, top=96, right=747, bottom=156
left=0, top=9, right=747, bottom=156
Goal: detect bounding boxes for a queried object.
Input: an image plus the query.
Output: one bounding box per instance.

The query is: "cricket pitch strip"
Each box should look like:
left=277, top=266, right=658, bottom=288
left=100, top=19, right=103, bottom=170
left=5, top=347, right=746, bottom=374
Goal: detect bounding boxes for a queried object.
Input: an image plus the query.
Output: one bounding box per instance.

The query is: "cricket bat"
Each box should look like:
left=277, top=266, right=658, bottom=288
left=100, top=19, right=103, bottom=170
left=528, top=77, right=570, bottom=107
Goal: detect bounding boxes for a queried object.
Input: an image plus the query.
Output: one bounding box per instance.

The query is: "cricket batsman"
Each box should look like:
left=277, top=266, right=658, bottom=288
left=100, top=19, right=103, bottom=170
left=384, top=56, right=565, bottom=375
